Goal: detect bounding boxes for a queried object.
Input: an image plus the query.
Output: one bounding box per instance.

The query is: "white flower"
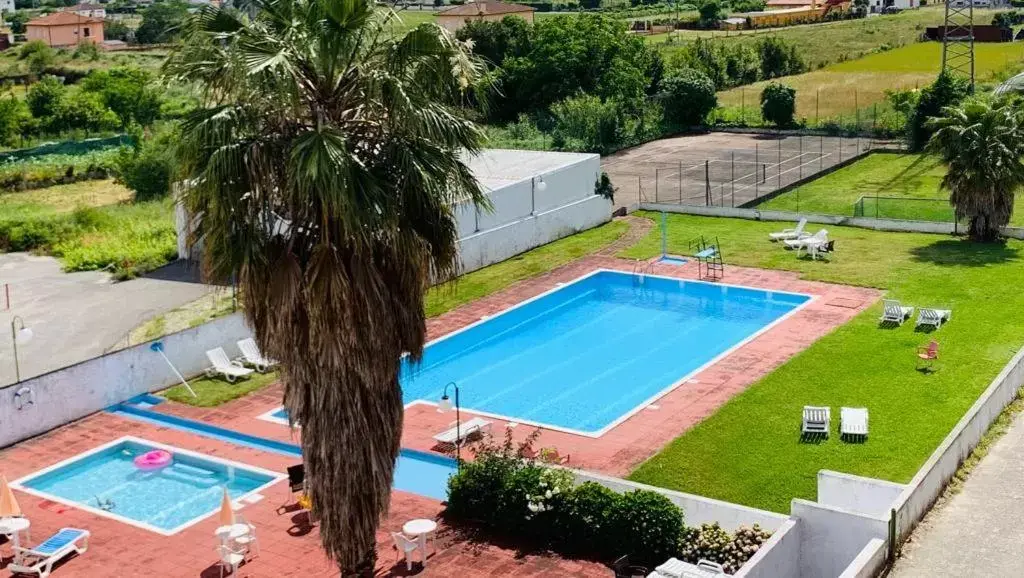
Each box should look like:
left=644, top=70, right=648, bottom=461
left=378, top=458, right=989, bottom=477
left=545, top=490, right=553, bottom=499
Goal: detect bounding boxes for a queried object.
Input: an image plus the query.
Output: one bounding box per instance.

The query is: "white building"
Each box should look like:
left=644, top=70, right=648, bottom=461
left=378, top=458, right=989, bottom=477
left=62, top=3, right=106, bottom=18
left=0, top=0, right=14, bottom=13
left=176, top=149, right=613, bottom=275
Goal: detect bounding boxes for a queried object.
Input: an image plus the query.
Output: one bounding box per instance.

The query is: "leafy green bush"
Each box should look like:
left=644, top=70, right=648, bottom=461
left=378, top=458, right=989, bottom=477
left=115, top=129, right=176, bottom=201
left=612, top=489, right=684, bottom=564
left=760, top=82, right=796, bottom=128
left=660, top=68, right=717, bottom=129
left=552, top=481, right=620, bottom=555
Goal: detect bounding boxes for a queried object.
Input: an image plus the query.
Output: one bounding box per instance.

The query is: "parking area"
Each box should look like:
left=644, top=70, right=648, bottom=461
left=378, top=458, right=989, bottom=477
left=0, top=254, right=218, bottom=386
left=602, top=131, right=886, bottom=210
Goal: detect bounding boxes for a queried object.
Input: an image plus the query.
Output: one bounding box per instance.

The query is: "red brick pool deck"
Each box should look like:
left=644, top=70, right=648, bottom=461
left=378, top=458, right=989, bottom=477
left=0, top=256, right=879, bottom=577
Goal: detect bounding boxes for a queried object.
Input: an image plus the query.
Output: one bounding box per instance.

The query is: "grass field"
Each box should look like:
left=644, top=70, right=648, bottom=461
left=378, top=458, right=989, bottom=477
left=624, top=212, right=1024, bottom=512
left=0, top=179, right=177, bottom=279
left=755, top=152, right=1024, bottom=226
left=163, top=370, right=279, bottom=407
left=717, top=41, right=1024, bottom=125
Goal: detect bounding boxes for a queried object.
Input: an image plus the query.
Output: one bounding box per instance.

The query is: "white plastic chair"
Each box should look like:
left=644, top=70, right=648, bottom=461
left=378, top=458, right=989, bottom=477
left=217, top=544, right=246, bottom=578
left=391, top=532, right=424, bottom=571
left=841, top=407, right=869, bottom=440
left=206, top=347, right=254, bottom=383
left=232, top=515, right=259, bottom=557
left=915, top=308, right=952, bottom=330
left=9, top=527, right=89, bottom=578
left=236, top=338, right=277, bottom=372
left=696, top=559, right=725, bottom=574
left=802, top=406, right=830, bottom=437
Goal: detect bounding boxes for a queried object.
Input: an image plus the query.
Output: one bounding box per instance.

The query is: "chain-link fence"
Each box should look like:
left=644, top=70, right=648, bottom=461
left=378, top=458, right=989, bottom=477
left=853, top=196, right=962, bottom=226
left=612, top=134, right=896, bottom=209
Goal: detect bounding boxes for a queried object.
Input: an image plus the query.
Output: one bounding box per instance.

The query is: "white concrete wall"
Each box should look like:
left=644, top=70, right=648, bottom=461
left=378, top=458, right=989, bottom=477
left=893, top=346, right=1024, bottom=544
left=818, top=471, right=905, bottom=518
left=837, top=538, right=887, bottom=578
left=572, top=469, right=790, bottom=532
left=734, top=519, right=801, bottom=578
left=639, top=203, right=1024, bottom=239
left=0, top=313, right=253, bottom=449
left=791, top=499, right=889, bottom=578
left=458, top=195, right=611, bottom=274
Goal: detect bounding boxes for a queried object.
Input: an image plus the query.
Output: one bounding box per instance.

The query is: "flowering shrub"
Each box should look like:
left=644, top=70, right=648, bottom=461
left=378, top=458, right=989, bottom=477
left=444, top=428, right=770, bottom=572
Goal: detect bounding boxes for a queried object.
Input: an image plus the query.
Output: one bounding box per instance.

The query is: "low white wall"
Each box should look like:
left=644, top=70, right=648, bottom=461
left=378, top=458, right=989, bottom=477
left=639, top=203, right=1024, bottom=239
left=734, top=519, right=801, bottom=578
left=791, top=499, right=889, bottom=578
left=837, top=538, right=887, bottom=578
left=458, top=194, right=612, bottom=273
left=572, top=469, right=789, bottom=532
left=0, top=313, right=252, bottom=449
left=817, top=471, right=905, bottom=518
left=893, top=346, right=1024, bottom=544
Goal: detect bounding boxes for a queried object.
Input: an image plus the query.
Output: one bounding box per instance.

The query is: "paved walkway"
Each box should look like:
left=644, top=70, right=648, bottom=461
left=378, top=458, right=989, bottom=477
left=890, top=409, right=1024, bottom=577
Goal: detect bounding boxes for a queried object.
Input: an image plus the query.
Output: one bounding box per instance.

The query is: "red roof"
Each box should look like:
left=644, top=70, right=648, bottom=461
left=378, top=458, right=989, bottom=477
left=27, top=12, right=104, bottom=26
left=438, top=1, right=535, bottom=17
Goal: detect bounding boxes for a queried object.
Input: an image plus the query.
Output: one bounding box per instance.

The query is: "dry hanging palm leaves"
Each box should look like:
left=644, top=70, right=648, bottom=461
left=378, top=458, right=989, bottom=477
left=165, top=0, right=488, bottom=572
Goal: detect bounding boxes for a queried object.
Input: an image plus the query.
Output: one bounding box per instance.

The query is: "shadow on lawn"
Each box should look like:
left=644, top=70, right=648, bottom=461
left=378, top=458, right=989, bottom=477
left=909, top=239, right=1019, bottom=267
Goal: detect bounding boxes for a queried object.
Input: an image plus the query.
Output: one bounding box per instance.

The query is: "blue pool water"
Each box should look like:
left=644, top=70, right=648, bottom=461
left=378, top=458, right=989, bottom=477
left=402, top=270, right=809, bottom=434
left=271, top=408, right=287, bottom=421
left=18, top=440, right=277, bottom=533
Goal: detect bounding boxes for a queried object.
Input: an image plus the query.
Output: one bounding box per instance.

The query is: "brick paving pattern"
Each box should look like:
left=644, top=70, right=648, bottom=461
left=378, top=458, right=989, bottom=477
left=0, top=254, right=879, bottom=577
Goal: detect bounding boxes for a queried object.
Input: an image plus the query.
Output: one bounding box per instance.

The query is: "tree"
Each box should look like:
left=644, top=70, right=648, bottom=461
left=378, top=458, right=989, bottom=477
left=135, top=0, right=189, bottom=44
left=455, top=16, right=531, bottom=67
left=103, top=18, right=132, bottom=41
left=26, top=75, right=65, bottom=119
left=927, top=98, right=1024, bottom=241
left=908, top=71, right=971, bottom=151
left=0, top=95, right=31, bottom=146
left=81, top=67, right=163, bottom=127
left=659, top=68, right=716, bottom=129
left=164, top=0, right=487, bottom=573
left=698, top=0, right=722, bottom=28
left=760, top=82, right=796, bottom=127
left=755, top=36, right=804, bottom=79
left=497, top=14, right=660, bottom=122
left=18, top=40, right=55, bottom=75
left=6, top=11, right=29, bottom=34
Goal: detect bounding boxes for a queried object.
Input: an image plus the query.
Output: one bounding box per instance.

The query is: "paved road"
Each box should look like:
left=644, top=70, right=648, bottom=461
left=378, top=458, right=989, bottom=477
left=0, top=253, right=216, bottom=386
left=890, top=409, right=1024, bottom=577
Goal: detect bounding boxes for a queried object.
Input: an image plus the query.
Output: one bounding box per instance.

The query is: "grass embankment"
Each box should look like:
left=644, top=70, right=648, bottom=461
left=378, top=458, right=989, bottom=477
left=716, top=41, right=1023, bottom=125
left=163, top=370, right=280, bottom=407
left=625, top=212, right=1024, bottom=512
left=755, top=152, right=1024, bottom=225
left=0, top=179, right=177, bottom=279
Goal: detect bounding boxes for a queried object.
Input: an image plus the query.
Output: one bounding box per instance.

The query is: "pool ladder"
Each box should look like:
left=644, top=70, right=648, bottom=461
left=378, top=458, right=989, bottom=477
left=632, top=260, right=655, bottom=285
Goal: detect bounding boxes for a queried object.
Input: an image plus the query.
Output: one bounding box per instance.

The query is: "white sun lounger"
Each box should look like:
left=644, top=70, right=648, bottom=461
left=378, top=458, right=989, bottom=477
left=9, top=527, right=89, bottom=578
left=433, top=417, right=492, bottom=446
left=915, top=308, right=952, bottom=330
left=841, top=407, right=869, bottom=439
left=650, top=557, right=723, bottom=577
left=206, top=347, right=254, bottom=383
left=880, top=299, right=915, bottom=325
left=802, top=406, right=830, bottom=436
left=769, top=218, right=808, bottom=241
left=236, top=338, right=278, bottom=372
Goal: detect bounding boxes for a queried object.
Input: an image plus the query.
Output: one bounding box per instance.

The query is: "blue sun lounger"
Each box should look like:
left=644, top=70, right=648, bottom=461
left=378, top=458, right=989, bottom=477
left=9, top=527, right=89, bottom=578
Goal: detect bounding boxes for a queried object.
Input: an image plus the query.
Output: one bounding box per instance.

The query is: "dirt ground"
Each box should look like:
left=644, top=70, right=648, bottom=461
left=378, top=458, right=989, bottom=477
left=602, top=131, right=883, bottom=210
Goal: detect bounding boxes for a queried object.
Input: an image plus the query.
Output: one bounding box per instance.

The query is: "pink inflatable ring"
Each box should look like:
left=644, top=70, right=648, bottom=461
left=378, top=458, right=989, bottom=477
left=134, top=450, right=172, bottom=471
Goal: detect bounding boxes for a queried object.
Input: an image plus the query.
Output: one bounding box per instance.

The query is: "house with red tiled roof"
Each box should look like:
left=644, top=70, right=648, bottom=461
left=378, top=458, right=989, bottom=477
left=25, top=11, right=104, bottom=47
left=436, top=1, right=535, bottom=32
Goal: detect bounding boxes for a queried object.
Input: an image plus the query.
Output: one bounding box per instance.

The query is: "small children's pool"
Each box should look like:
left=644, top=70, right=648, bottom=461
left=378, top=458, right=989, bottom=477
left=13, top=437, right=284, bottom=535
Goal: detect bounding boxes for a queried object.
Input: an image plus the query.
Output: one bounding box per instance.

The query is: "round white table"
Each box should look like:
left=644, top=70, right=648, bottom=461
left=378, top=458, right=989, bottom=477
left=214, top=523, right=250, bottom=543
left=0, top=517, right=30, bottom=550
left=402, top=519, right=437, bottom=555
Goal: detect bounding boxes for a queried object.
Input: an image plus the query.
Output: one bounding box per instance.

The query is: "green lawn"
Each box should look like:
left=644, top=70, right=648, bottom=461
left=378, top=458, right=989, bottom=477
left=162, top=370, right=279, bottom=407
left=425, top=219, right=628, bottom=316
left=755, top=152, right=1024, bottom=226
left=624, top=212, right=1024, bottom=512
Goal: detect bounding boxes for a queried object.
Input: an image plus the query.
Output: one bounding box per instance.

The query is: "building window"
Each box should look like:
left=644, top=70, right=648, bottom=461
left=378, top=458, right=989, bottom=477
left=83, top=27, right=91, bottom=37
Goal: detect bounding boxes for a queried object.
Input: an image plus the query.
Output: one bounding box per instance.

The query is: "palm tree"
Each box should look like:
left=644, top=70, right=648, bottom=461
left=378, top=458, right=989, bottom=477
left=927, top=98, right=1024, bottom=241
left=164, top=0, right=487, bottom=573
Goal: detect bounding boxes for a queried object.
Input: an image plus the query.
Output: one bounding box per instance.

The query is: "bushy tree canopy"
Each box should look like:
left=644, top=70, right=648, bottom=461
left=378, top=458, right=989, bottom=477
left=909, top=71, right=971, bottom=151
left=81, top=67, right=163, bottom=127
left=135, top=0, right=190, bottom=44
left=660, top=68, right=717, bottom=129
left=760, top=82, right=796, bottom=127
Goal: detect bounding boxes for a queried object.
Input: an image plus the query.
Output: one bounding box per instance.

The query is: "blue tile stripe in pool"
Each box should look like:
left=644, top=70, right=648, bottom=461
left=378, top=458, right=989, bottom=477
left=402, top=270, right=810, bottom=434
left=108, top=404, right=456, bottom=501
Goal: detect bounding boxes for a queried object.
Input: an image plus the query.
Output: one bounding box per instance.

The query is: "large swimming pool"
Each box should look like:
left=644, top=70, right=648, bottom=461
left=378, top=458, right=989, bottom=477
left=402, top=270, right=811, bottom=436
left=14, top=437, right=283, bottom=535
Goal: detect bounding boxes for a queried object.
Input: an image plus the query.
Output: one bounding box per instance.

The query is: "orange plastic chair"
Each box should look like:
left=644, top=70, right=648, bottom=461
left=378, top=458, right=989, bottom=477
left=917, top=340, right=939, bottom=371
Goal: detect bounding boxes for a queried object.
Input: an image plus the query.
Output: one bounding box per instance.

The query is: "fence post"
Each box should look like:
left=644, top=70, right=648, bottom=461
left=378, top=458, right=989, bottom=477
left=888, top=508, right=897, bottom=564
left=839, top=136, right=843, bottom=163
left=799, top=136, right=803, bottom=180
left=678, top=161, right=682, bottom=204
left=815, top=88, right=820, bottom=127
left=755, top=143, right=760, bottom=198
left=819, top=134, right=823, bottom=171
left=655, top=168, right=660, bottom=203
left=777, top=136, right=782, bottom=188
left=731, top=152, right=735, bottom=204
left=704, top=160, right=711, bottom=206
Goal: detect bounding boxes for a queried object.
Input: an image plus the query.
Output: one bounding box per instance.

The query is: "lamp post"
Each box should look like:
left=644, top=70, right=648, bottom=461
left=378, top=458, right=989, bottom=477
left=10, top=316, right=32, bottom=383
left=531, top=175, right=546, bottom=215
left=437, top=382, right=461, bottom=466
